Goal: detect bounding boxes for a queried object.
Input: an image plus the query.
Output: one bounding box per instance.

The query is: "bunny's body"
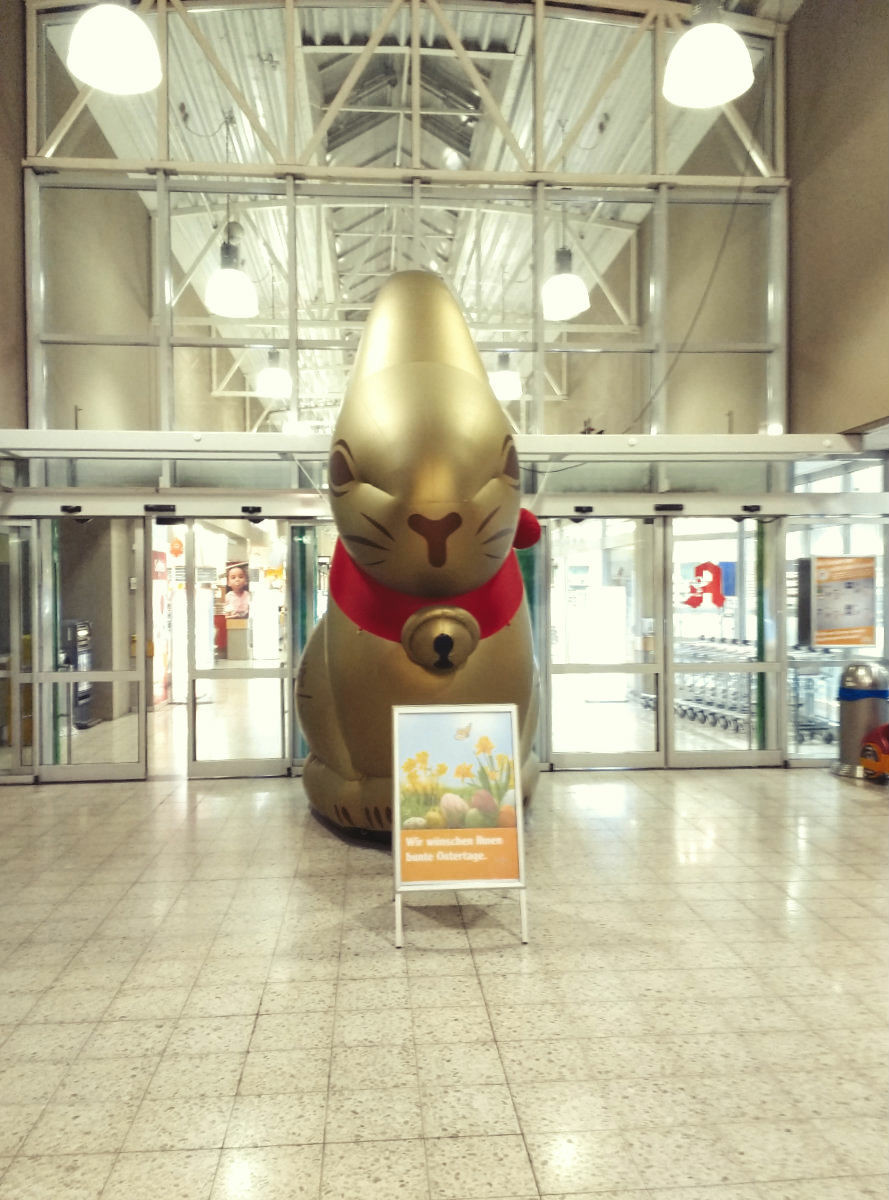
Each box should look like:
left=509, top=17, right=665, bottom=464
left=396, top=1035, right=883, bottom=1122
left=296, top=271, right=539, bottom=833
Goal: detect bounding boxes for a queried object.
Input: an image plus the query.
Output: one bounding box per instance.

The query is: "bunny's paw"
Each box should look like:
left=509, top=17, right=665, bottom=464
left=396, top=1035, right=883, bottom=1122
left=303, top=754, right=393, bottom=833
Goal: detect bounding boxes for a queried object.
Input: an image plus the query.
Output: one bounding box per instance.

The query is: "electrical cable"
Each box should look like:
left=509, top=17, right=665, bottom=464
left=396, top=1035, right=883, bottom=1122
left=617, top=3, right=786, bottom=435
left=525, top=7, right=788, bottom=501
left=178, top=103, right=232, bottom=141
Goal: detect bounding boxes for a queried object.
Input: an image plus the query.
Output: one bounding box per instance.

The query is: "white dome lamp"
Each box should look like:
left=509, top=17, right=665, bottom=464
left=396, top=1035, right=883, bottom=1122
left=66, top=3, right=162, bottom=95
left=255, top=262, right=291, bottom=399
left=663, top=0, right=754, bottom=109
left=542, top=246, right=589, bottom=322
left=204, top=220, right=259, bottom=319
left=488, top=353, right=523, bottom=405
left=256, top=350, right=293, bottom=401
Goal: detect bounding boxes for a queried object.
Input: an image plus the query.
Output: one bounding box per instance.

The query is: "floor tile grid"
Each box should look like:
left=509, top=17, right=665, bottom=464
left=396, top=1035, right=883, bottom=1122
left=0, top=770, right=885, bottom=1199
left=461, top=772, right=888, bottom=1198
left=340, top=768, right=887, bottom=1200
left=0, top=782, right=298, bottom=1199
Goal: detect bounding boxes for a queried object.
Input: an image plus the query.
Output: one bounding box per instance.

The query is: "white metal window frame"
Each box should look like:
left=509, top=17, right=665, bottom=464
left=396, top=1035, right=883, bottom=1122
left=25, top=174, right=788, bottom=439
left=26, top=1, right=787, bottom=183
left=24, top=0, right=790, bottom=438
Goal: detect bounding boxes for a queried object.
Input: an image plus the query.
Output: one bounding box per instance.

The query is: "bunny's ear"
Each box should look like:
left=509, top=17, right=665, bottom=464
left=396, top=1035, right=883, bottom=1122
left=347, top=270, right=490, bottom=386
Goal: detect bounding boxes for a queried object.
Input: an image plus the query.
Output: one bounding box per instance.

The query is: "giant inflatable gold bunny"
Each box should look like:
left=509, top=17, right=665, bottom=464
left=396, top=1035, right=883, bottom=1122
left=297, top=270, right=540, bottom=833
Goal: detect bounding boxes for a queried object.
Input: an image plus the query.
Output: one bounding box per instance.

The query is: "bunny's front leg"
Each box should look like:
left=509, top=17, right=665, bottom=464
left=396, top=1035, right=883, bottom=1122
left=296, top=617, right=359, bottom=821
left=296, top=616, right=393, bottom=831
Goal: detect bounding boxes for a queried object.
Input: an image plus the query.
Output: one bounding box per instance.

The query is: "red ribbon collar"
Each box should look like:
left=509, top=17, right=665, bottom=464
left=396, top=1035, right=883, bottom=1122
left=329, top=539, right=525, bottom=642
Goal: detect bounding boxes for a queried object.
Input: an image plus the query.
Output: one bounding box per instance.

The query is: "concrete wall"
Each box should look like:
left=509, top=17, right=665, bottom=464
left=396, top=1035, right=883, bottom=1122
left=663, top=201, right=768, bottom=434
left=787, top=0, right=889, bottom=433
left=558, top=196, right=768, bottom=436
left=555, top=221, right=652, bottom=436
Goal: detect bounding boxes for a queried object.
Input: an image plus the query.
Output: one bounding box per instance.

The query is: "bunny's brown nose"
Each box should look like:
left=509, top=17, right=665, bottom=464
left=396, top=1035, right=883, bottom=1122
left=408, top=512, right=462, bottom=566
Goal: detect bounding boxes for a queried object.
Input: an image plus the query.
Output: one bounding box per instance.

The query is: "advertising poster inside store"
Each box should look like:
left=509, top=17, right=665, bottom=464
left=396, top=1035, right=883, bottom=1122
left=392, top=705, right=528, bottom=955
left=393, top=704, right=524, bottom=888
left=812, top=556, right=876, bottom=646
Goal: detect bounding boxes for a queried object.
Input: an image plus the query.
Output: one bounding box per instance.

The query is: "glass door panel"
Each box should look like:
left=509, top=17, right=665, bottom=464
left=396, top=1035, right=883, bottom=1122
left=290, top=522, right=332, bottom=764
left=38, top=517, right=146, bottom=781
left=784, top=516, right=886, bottom=762
left=51, top=680, right=140, bottom=766
left=0, top=523, right=35, bottom=780
left=668, top=517, right=780, bottom=765
left=551, top=671, right=660, bottom=755
left=184, top=518, right=291, bottom=777
left=673, top=670, right=779, bottom=752
left=194, top=677, right=287, bottom=762
left=549, top=518, right=664, bottom=767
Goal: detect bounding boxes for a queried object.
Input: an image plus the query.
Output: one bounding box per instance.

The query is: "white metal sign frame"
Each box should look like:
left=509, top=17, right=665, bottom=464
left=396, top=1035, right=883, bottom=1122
left=392, top=702, right=528, bottom=947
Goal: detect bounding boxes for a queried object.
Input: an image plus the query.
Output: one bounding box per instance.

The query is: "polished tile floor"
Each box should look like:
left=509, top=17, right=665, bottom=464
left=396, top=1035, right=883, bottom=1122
left=0, top=768, right=886, bottom=1199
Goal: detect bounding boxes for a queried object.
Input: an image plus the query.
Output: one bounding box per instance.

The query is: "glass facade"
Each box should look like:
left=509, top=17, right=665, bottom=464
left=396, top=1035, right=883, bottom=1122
left=10, top=4, right=886, bottom=781
left=29, top=1, right=786, bottom=440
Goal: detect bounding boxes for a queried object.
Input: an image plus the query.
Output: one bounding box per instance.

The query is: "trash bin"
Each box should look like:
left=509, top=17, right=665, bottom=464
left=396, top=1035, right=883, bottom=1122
left=834, top=661, right=889, bottom=778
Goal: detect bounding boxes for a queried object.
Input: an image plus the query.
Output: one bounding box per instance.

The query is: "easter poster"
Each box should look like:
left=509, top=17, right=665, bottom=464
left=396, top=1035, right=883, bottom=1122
left=392, top=704, right=525, bottom=890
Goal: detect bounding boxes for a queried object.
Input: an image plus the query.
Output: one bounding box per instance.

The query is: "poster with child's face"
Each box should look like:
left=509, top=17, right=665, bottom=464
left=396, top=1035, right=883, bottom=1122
left=392, top=705, right=523, bottom=890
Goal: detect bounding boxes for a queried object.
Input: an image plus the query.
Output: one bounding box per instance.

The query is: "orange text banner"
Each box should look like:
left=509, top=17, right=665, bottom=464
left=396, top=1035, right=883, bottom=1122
left=400, top=827, right=519, bottom=885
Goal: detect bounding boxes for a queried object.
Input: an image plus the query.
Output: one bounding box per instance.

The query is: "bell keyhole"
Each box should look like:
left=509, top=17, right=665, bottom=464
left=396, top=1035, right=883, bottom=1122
left=432, top=633, right=454, bottom=670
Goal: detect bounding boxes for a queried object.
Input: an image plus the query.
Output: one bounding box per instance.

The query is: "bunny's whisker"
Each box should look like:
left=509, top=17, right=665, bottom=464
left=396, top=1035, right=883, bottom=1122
left=343, top=534, right=390, bottom=552
left=482, top=528, right=513, bottom=545
left=476, top=506, right=500, bottom=535
left=361, top=513, right=395, bottom=541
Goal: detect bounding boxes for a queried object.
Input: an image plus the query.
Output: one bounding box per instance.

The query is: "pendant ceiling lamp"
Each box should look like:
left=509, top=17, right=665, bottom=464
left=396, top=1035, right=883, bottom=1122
left=255, top=263, right=291, bottom=399
left=542, top=246, right=588, bottom=322
left=204, top=222, right=259, bottom=318
left=256, top=349, right=292, bottom=400
left=66, top=3, right=162, bottom=95
left=488, top=353, right=523, bottom=405
left=663, top=0, right=754, bottom=109
left=204, top=118, right=258, bottom=320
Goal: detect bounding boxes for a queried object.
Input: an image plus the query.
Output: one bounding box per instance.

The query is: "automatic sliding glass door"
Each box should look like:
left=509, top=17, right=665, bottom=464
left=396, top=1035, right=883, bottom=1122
left=178, top=518, right=291, bottom=778
left=667, top=517, right=781, bottom=766
left=37, top=517, right=146, bottom=782
left=549, top=518, right=666, bottom=767
left=546, top=514, right=782, bottom=768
